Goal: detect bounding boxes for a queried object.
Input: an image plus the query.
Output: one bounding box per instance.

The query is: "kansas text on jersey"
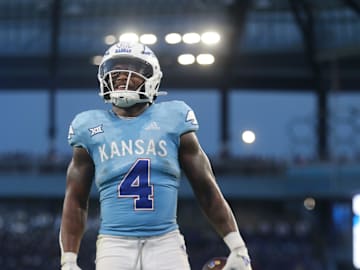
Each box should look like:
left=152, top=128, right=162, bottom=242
left=68, top=100, right=199, bottom=237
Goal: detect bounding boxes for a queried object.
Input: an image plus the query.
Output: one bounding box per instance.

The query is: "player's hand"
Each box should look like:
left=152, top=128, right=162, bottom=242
left=223, top=246, right=252, bottom=270
left=61, top=262, right=82, bottom=270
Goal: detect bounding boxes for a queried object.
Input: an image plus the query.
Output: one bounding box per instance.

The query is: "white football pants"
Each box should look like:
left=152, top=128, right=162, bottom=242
left=95, top=229, right=191, bottom=270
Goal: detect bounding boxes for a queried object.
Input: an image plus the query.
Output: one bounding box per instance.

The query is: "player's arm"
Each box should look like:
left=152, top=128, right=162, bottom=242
left=179, top=131, right=252, bottom=270
left=60, top=146, right=94, bottom=269
left=179, top=132, right=237, bottom=235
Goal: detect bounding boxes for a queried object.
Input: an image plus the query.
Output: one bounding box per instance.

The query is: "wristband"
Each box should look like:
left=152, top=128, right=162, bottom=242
left=61, top=252, right=78, bottom=266
left=223, top=231, right=245, bottom=251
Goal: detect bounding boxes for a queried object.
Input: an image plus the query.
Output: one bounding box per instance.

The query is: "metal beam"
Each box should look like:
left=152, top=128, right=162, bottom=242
left=0, top=53, right=359, bottom=90
left=219, top=0, right=252, bottom=157
left=48, top=0, right=62, bottom=156
left=289, top=0, right=329, bottom=161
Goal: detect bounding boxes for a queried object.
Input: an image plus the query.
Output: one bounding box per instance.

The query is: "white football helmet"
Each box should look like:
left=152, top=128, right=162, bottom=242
left=98, top=41, right=165, bottom=107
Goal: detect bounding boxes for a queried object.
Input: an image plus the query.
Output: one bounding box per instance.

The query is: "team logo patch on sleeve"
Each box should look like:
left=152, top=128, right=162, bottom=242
left=89, top=124, right=104, bottom=136
left=186, top=110, right=198, bottom=125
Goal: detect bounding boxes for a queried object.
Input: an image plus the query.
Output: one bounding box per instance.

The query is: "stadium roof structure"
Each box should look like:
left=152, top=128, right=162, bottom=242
left=0, top=0, right=359, bottom=160
left=0, top=0, right=359, bottom=91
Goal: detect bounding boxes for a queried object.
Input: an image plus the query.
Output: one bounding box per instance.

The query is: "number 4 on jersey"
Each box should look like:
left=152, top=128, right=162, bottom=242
left=118, top=159, right=154, bottom=210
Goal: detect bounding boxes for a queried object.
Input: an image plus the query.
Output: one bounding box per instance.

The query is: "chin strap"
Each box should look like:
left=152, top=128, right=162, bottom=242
left=111, top=94, right=150, bottom=108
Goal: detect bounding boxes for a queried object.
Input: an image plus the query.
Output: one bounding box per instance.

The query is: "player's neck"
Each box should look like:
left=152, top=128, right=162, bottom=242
left=112, top=103, right=150, bottom=118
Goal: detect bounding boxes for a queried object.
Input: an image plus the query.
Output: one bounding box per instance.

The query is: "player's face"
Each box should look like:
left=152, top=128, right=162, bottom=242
left=110, top=70, right=145, bottom=91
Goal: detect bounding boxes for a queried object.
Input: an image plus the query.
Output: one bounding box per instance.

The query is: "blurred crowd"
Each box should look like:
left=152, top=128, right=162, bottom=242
left=0, top=152, right=288, bottom=175
left=0, top=199, right=326, bottom=270
left=1, top=151, right=359, bottom=176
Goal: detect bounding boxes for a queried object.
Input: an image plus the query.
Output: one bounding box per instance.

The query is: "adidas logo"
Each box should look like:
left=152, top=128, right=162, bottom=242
left=144, top=121, right=160, bottom=130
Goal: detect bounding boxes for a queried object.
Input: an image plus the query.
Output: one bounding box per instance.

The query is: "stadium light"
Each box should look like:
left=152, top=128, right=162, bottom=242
left=182, top=32, right=201, bottom=44
left=104, top=35, right=117, bottom=45
left=91, top=55, right=102, bottom=66
left=241, top=130, right=256, bottom=144
left=119, top=33, right=139, bottom=42
left=201, top=32, right=221, bottom=45
left=303, top=197, right=316, bottom=210
left=165, top=33, right=182, bottom=44
left=178, top=54, right=195, bottom=65
left=140, top=34, right=157, bottom=45
left=196, top=54, right=215, bottom=65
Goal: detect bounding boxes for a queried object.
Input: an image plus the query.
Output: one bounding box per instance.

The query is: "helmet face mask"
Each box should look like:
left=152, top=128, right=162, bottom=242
left=98, top=41, right=165, bottom=108
left=102, top=65, right=148, bottom=102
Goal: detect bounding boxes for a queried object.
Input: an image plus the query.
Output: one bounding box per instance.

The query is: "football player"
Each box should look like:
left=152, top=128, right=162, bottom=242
left=59, top=41, right=252, bottom=270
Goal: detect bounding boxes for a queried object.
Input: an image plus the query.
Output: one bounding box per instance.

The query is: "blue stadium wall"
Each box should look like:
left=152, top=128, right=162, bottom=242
left=1, top=163, right=360, bottom=199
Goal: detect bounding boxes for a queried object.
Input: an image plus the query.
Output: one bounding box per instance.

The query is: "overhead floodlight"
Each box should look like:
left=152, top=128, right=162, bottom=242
left=178, top=54, right=195, bottom=65
left=182, top=32, right=201, bottom=44
left=196, top=54, right=215, bottom=65
left=119, top=33, right=139, bottom=42
left=165, top=33, right=182, bottom=44
left=201, top=32, right=221, bottom=45
left=91, top=55, right=103, bottom=66
left=104, top=35, right=117, bottom=45
left=140, top=34, right=157, bottom=45
left=241, top=130, right=256, bottom=144
left=303, top=197, right=316, bottom=211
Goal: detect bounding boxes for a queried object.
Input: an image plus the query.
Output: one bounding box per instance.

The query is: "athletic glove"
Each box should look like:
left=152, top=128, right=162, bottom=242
left=61, top=252, right=82, bottom=270
left=223, top=232, right=252, bottom=270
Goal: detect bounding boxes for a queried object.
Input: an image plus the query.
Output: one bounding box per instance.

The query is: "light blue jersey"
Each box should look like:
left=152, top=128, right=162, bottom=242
left=68, top=100, right=199, bottom=237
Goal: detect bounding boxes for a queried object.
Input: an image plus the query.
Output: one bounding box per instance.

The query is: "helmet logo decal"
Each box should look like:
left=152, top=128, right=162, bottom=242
left=115, top=42, right=132, bottom=53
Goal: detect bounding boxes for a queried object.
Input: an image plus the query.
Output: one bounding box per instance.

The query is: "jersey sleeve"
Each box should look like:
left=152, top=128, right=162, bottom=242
left=67, top=112, right=90, bottom=151
left=173, top=100, right=199, bottom=135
